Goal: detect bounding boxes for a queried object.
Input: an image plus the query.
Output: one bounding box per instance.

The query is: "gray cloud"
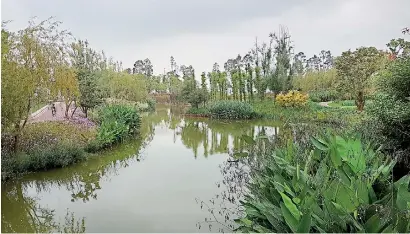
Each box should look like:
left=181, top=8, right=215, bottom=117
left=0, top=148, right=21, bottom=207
left=2, top=0, right=301, bottom=42
left=2, top=0, right=410, bottom=78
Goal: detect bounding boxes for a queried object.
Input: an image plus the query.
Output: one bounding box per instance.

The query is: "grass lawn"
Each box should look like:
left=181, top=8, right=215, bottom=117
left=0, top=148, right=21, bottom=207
left=30, top=101, right=48, bottom=113
left=328, top=102, right=356, bottom=109
left=328, top=99, right=373, bottom=109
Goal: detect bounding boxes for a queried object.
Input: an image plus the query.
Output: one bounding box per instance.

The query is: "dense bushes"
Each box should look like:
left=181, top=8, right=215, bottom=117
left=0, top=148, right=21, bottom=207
left=1, top=121, right=96, bottom=181
left=87, top=104, right=141, bottom=152
left=236, top=134, right=409, bottom=233
left=1, top=122, right=96, bottom=156
left=208, top=101, right=257, bottom=119
left=150, top=93, right=172, bottom=103
left=252, top=100, right=359, bottom=128
left=2, top=142, right=86, bottom=181
left=308, top=90, right=339, bottom=102
left=366, top=57, right=410, bottom=167
left=293, top=69, right=342, bottom=102
left=146, top=98, right=156, bottom=111
left=177, top=78, right=209, bottom=108
left=100, top=71, right=148, bottom=102
left=185, top=107, right=210, bottom=116
left=339, top=99, right=355, bottom=106
left=367, top=94, right=410, bottom=164
left=292, top=69, right=338, bottom=92
left=101, top=98, right=155, bottom=112
left=1, top=104, right=143, bottom=181
left=275, top=90, right=308, bottom=107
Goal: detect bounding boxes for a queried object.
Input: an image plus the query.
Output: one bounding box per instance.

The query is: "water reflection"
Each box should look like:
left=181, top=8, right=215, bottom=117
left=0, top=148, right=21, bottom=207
left=1, top=181, right=85, bottom=233
left=192, top=121, right=280, bottom=232
left=179, top=119, right=280, bottom=158
left=1, top=106, right=282, bottom=233
left=2, top=119, right=155, bottom=232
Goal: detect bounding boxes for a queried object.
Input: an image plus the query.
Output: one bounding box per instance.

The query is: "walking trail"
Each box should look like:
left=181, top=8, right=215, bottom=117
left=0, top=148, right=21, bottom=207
left=29, top=102, right=95, bottom=127
left=318, top=101, right=332, bottom=107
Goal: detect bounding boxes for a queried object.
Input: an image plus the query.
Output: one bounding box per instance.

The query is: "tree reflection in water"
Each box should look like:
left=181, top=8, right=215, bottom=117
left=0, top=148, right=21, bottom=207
left=1, top=107, right=287, bottom=233
left=191, top=120, right=331, bottom=232
left=174, top=117, right=281, bottom=232
left=1, top=181, right=85, bottom=233
left=1, top=112, right=158, bottom=233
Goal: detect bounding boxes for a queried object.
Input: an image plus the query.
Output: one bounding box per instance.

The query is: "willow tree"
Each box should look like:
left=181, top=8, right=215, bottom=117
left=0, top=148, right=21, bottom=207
left=53, top=65, right=80, bottom=118
left=108, top=71, right=148, bottom=102
left=1, top=17, right=72, bottom=151
left=53, top=36, right=83, bottom=118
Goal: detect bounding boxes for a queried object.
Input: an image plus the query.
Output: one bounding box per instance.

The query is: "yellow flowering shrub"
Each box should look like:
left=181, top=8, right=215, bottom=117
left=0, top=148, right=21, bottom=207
left=275, top=90, right=309, bottom=107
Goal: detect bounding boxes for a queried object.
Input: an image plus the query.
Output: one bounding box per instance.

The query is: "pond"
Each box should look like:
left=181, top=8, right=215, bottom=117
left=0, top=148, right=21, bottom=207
left=1, top=106, right=282, bottom=233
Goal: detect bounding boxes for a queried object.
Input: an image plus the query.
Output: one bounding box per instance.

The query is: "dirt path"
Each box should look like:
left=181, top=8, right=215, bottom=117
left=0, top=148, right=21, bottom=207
left=28, top=102, right=95, bottom=127
left=318, top=101, right=332, bottom=107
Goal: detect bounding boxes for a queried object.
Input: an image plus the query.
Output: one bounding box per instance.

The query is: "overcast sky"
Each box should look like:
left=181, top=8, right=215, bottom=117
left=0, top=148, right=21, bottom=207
left=2, top=0, right=409, bottom=77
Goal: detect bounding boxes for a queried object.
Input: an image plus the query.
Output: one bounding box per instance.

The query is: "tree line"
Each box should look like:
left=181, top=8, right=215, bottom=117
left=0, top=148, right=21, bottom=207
left=1, top=18, right=148, bottom=150
left=2, top=17, right=409, bottom=150
left=130, top=25, right=408, bottom=113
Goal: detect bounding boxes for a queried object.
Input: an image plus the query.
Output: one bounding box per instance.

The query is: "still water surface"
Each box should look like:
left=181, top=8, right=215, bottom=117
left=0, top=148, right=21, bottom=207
left=1, top=106, right=280, bottom=233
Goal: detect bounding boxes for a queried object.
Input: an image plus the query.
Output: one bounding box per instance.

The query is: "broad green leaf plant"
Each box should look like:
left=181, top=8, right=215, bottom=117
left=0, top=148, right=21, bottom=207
left=236, top=133, right=410, bottom=233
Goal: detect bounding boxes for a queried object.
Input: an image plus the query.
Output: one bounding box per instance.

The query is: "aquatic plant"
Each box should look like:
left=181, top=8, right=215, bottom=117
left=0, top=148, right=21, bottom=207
left=209, top=101, right=257, bottom=119
left=237, top=133, right=409, bottom=233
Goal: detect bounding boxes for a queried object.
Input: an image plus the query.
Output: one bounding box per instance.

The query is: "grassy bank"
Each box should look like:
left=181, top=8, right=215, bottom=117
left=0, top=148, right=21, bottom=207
left=1, top=122, right=97, bottom=181
left=1, top=104, right=143, bottom=182
left=185, top=99, right=362, bottom=130
left=253, top=100, right=362, bottom=127
left=186, top=101, right=260, bottom=119
left=30, top=101, right=48, bottom=114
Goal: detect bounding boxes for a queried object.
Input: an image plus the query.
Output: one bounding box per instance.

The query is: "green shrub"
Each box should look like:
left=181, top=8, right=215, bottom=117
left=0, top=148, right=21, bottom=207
left=1, top=122, right=97, bottom=155
left=177, top=78, right=209, bottom=108
left=146, top=98, right=156, bottom=111
left=340, top=99, right=355, bottom=106
left=237, top=134, right=409, bottom=233
left=1, top=142, right=86, bottom=181
left=98, top=104, right=141, bottom=135
left=186, top=107, right=210, bottom=116
left=87, top=104, right=141, bottom=151
left=367, top=93, right=410, bottom=165
left=309, top=90, right=339, bottom=102
left=367, top=57, right=410, bottom=168
left=96, top=119, right=129, bottom=148
left=252, top=100, right=357, bottom=128
left=208, top=101, right=257, bottom=119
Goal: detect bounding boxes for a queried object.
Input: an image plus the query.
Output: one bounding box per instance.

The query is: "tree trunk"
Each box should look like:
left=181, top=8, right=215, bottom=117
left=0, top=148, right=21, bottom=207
left=13, top=132, right=19, bottom=152
left=65, top=100, right=73, bottom=118
left=12, top=123, right=21, bottom=152
left=71, top=105, right=78, bottom=119
left=356, top=91, right=365, bottom=112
